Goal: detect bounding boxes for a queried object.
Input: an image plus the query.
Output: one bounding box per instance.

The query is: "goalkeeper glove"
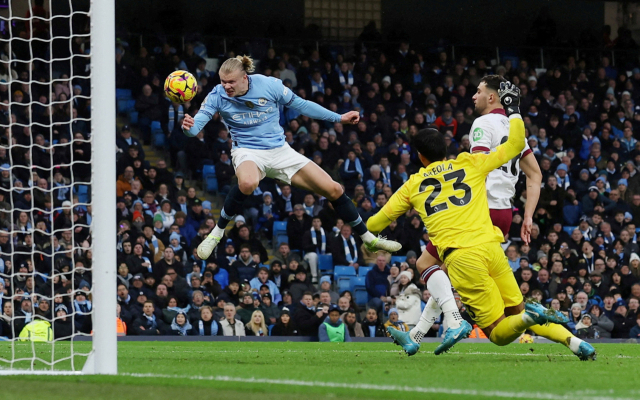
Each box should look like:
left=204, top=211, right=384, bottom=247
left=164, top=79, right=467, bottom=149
left=498, top=81, right=521, bottom=117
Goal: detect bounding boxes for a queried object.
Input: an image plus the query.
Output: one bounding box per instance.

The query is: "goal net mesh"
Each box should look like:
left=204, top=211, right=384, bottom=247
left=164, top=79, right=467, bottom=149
left=0, top=0, right=94, bottom=372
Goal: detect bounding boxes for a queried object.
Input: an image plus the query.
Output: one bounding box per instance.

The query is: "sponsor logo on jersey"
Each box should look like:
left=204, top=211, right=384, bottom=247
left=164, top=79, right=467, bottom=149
left=258, top=98, right=267, bottom=106
left=230, top=108, right=275, bottom=124
left=472, top=127, right=484, bottom=141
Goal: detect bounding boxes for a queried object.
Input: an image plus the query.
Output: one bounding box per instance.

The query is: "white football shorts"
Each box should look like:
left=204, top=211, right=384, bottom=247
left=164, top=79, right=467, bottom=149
left=230, top=144, right=311, bottom=184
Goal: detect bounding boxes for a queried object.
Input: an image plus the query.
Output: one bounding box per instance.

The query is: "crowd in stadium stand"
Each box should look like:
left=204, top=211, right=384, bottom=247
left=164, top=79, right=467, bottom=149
left=2, top=14, right=640, bottom=340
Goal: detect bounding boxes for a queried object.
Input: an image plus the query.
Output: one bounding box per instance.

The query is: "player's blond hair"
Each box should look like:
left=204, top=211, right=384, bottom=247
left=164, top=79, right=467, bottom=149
left=219, top=55, right=255, bottom=75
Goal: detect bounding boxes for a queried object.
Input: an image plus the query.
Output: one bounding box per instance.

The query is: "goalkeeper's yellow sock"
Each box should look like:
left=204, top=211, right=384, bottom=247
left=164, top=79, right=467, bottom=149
left=489, top=311, right=532, bottom=346
left=528, top=324, right=573, bottom=347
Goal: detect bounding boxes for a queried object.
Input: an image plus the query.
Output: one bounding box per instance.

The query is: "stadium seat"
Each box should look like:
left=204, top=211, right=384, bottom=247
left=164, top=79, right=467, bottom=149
left=116, top=99, right=128, bottom=114
left=202, top=165, right=218, bottom=193
left=390, top=255, right=405, bottom=265
left=563, top=226, right=577, bottom=236
left=333, top=266, right=356, bottom=284
left=125, top=99, right=136, bottom=112
left=150, top=121, right=164, bottom=148
left=358, top=266, right=372, bottom=277
left=153, top=132, right=165, bottom=147
left=354, top=288, right=368, bottom=307
left=273, top=221, right=288, bottom=249
left=273, top=221, right=287, bottom=237
left=128, top=111, right=138, bottom=125
left=116, top=97, right=136, bottom=114
left=274, top=233, right=288, bottom=248
left=338, top=276, right=352, bottom=294
left=318, top=254, right=334, bottom=275
left=350, top=276, right=366, bottom=292
left=115, top=88, right=132, bottom=100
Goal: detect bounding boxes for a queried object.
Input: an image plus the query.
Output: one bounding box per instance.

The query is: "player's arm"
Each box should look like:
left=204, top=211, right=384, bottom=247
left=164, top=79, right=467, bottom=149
left=182, top=93, right=217, bottom=137
left=474, top=82, right=525, bottom=174
left=272, top=78, right=359, bottom=124
left=519, top=153, right=542, bottom=244
left=366, top=180, right=412, bottom=234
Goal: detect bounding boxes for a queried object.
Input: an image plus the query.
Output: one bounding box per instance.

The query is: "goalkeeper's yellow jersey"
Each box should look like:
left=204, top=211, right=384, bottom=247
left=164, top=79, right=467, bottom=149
left=367, top=116, right=526, bottom=255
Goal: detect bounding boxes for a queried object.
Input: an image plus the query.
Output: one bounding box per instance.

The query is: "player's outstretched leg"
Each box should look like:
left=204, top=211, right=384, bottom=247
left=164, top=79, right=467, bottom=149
left=504, top=302, right=595, bottom=360
left=528, top=324, right=596, bottom=361
left=290, top=162, right=401, bottom=253
left=198, top=162, right=259, bottom=259
left=487, top=301, right=569, bottom=346
left=523, top=300, right=570, bottom=325
left=330, top=192, right=401, bottom=253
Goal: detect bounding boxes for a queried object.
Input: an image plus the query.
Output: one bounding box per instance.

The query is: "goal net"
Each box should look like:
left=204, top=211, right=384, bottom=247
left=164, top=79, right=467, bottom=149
left=0, top=0, right=116, bottom=374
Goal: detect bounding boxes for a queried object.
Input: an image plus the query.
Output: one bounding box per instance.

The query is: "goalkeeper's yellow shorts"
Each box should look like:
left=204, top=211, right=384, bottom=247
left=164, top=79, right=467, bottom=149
left=444, top=242, right=523, bottom=329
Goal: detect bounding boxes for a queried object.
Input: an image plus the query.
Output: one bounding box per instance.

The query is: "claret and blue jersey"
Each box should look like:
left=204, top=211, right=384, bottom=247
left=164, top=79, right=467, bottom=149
left=184, top=74, right=342, bottom=150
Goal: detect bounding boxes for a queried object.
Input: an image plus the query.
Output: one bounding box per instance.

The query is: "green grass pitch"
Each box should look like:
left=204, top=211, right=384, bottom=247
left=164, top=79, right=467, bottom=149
left=1, top=341, right=639, bottom=400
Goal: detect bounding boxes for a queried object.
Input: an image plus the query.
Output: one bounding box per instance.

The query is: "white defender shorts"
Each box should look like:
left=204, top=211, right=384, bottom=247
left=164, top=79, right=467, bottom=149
left=230, top=144, right=311, bottom=184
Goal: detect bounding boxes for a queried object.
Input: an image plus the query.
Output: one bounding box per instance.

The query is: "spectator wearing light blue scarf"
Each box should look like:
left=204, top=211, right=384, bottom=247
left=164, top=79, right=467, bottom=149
left=340, top=150, right=363, bottom=195
left=169, top=312, right=192, bottom=336
left=191, top=306, right=222, bottom=336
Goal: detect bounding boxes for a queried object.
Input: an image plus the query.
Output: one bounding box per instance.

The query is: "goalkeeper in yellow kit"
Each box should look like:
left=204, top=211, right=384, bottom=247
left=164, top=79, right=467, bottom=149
left=367, top=82, right=576, bottom=355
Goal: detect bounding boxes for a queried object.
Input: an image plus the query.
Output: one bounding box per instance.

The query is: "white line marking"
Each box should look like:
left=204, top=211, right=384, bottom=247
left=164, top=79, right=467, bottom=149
left=120, top=373, right=636, bottom=400
left=0, top=370, right=82, bottom=376
left=135, top=349, right=637, bottom=359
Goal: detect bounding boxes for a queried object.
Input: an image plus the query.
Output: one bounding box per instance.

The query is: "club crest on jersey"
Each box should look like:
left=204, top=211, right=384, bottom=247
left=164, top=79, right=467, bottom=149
left=258, top=98, right=267, bottom=106
left=472, top=127, right=484, bottom=141
left=245, top=101, right=254, bottom=109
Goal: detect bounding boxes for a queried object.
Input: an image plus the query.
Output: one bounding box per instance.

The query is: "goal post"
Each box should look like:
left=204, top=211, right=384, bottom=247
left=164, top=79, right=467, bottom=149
left=89, top=0, right=117, bottom=375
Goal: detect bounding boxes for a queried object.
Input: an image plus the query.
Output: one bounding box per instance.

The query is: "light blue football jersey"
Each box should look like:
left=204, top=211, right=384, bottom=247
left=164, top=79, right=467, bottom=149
left=184, top=74, right=342, bottom=150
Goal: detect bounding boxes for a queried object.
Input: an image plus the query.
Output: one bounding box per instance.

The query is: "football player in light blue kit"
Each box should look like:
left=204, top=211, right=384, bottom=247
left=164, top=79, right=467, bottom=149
left=183, top=55, right=401, bottom=260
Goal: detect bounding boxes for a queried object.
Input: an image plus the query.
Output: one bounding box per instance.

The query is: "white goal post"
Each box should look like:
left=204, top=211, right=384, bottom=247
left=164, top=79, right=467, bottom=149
left=88, top=0, right=117, bottom=375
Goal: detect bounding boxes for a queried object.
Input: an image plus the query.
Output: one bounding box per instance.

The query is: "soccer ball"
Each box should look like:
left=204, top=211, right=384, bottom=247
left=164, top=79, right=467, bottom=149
left=164, top=70, right=197, bottom=103
left=519, top=334, right=534, bottom=344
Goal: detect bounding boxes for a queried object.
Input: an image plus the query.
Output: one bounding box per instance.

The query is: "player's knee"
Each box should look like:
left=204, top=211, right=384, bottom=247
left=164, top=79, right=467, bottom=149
left=488, top=334, right=511, bottom=346
left=416, top=253, right=436, bottom=272
left=238, top=180, right=258, bottom=195
left=324, top=182, right=343, bottom=201
left=420, top=265, right=442, bottom=285
left=504, top=303, right=525, bottom=316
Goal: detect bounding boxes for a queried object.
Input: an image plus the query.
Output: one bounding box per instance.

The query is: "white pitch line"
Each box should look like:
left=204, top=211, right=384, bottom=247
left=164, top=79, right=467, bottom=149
left=120, top=372, right=636, bottom=400
left=137, top=349, right=638, bottom=359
